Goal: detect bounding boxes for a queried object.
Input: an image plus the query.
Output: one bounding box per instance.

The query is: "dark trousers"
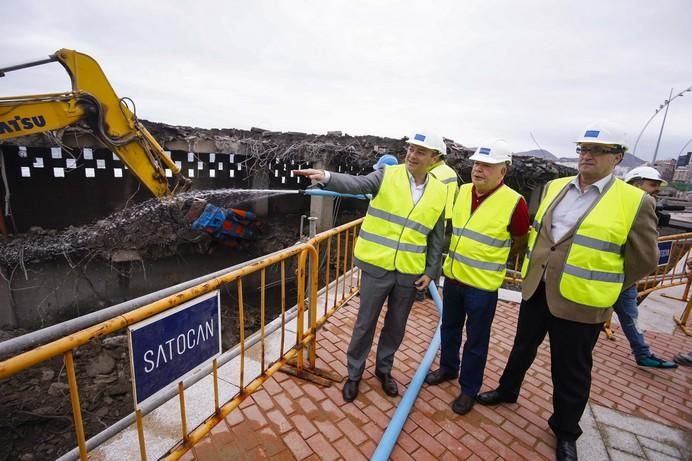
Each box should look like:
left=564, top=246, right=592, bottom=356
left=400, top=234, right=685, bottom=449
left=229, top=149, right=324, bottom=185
left=497, top=282, right=601, bottom=441
left=346, top=271, right=417, bottom=380
left=440, top=280, right=498, bottom=396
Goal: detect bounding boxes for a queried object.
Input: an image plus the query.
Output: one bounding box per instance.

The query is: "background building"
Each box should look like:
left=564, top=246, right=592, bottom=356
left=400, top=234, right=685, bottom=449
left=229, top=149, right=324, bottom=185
left=677, top=152, right=691, bottom=167
left=654, top=159, right=677, bottom=182
left=673, top=166, right=692, bottom=184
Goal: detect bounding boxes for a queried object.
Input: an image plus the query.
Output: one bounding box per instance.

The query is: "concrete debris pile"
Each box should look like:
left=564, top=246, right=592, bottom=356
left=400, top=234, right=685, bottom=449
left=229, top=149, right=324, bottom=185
left=0, top=189, right=296, bottom=269
left=500, top=156, right=576, bottom=196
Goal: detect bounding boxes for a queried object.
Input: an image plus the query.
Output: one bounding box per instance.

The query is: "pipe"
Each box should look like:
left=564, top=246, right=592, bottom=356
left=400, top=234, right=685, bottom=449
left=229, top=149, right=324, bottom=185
left=302, top=189, right=371, bottom=200
left=0, top=249, right=290, bottom=359
left=371, top=281, right=443, bottom=461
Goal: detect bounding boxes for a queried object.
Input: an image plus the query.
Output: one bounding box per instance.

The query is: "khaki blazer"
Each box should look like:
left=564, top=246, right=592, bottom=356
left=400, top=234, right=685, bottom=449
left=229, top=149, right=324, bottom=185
left=522, top=176, right=659, bottom=324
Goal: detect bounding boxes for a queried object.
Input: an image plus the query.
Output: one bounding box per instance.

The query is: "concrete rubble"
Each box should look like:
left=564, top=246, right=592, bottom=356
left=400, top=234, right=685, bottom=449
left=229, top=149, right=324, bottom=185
left=0, top=121, right=575, bottom=269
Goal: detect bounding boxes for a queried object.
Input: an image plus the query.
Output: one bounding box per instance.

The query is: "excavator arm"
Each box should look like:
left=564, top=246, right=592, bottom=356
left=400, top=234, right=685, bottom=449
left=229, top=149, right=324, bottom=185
left=0, top=49, right=191, bottom=197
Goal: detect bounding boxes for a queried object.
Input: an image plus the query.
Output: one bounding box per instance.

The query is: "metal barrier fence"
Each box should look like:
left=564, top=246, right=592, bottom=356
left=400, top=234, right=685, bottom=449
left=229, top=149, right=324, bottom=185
left=503, top=232, right=692, bottom=336
left=0, top=218, right=363, bottom=460
left=636, top=232, right=692, bottom=297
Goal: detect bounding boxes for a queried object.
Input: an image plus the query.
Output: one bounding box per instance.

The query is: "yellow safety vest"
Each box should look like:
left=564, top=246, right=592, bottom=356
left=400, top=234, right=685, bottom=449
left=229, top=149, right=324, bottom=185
left=443, top=184, right=521, bottom=290
left=354, top=164, right=446, bottom=274
left=522, top=176, right=645, bottom=307
left=430, top=161, right=458, bottom=220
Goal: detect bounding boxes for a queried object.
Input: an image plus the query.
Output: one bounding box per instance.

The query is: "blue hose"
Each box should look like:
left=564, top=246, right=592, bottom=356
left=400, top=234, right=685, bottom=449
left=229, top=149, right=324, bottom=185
left=302, top=189, right=372, bottom=200
left=371, top=281, right=443, bottom=461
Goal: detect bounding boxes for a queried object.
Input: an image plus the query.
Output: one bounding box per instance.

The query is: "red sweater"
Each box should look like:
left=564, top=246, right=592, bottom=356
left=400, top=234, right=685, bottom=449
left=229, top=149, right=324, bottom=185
left=471, top=183, right=529, bottom=237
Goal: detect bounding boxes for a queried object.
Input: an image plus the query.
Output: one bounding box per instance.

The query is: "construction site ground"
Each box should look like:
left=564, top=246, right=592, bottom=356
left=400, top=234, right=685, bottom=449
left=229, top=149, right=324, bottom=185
left=178, top=288, right=691, bottom=461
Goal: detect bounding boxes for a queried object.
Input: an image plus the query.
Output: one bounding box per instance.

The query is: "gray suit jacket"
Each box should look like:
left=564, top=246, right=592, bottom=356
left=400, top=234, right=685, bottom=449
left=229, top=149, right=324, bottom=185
left=324, top=169, right=446, bottom=286
left=522, top=176, right=659, bottom=324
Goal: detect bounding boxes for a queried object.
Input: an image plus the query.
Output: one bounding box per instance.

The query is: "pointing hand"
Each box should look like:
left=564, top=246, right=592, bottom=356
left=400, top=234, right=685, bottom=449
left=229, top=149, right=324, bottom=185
left=292, top=169, right=326, bottom=184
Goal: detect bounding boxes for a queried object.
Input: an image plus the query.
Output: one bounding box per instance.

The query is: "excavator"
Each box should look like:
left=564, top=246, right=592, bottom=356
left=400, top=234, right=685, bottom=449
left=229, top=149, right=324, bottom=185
left=0, top=49, right=263, bottom=241
left=0, top=48, right=191, bottom=197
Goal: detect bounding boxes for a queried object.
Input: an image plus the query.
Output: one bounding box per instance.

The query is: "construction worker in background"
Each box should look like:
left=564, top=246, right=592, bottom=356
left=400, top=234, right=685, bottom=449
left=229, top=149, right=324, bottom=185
left=615, top=166, right=677, bottom=368
left=293, top=131, right=447, bottom=403
left=373, top=153, right=398, bottom=170
left=428, top=138, right=459, bottom=222
left=476, top=122, right=659, bottom=461
left=424, top=140, right=529, bottom=416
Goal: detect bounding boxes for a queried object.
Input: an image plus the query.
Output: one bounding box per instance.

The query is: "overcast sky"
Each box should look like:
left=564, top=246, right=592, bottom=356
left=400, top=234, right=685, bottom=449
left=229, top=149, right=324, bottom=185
left=2, top=1, right=691, bottom=160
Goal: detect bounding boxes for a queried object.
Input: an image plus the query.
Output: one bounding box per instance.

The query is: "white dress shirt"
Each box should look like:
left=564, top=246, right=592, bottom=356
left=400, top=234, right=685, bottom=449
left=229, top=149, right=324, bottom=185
left=550, top=174, right=613, bottom=242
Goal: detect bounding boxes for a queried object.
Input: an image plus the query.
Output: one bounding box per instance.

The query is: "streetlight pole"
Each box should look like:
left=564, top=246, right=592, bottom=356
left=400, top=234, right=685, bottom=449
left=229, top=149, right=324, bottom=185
left=651, top=88, right=674, bottom=164
left=632, top=85, right=692, bottom=159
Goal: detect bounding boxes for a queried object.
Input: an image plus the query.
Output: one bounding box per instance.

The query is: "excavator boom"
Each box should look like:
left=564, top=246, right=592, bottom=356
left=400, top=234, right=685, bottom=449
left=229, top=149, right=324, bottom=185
left=0, top=49, right=191, bottom=197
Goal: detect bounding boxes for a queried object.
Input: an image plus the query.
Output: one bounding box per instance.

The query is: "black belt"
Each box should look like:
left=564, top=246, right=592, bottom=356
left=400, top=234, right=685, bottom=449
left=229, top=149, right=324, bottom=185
left=445, top=277, right=468, bottom=289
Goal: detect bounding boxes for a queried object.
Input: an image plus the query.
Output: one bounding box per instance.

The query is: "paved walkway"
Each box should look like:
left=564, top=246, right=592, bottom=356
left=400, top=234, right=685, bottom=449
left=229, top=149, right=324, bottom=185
left=181, top=291, right=691, bottom=460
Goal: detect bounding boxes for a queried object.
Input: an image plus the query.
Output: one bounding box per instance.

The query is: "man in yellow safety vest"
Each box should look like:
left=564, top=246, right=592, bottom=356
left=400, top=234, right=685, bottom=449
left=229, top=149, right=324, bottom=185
left=424, top=140, right=529, bottom=417
left=476, top=122, right=659, bottom=461
left=294, top=131, right=447, bottom=403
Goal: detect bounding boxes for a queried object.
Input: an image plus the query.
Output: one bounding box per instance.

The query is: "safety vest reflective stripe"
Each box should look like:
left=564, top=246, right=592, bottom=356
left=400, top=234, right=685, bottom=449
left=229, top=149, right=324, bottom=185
left=368, top=206, right=432, bottom=235
left=358, top=229, right=427, bottom=253
left=440, top=176, right=457, bottom=184
left=563, top=263, right=625, bottom=283
left=449, top=251, right=506, bottom=272
left=452, top=227, right=512, bottom=248
left=572, top=234, right=623, bottom=254
left=532, top=220, right=540, bottom=233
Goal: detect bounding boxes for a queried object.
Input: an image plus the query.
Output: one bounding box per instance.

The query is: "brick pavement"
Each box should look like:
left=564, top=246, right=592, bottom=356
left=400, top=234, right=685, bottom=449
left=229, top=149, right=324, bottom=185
left=183, top=295, right=692, bottom=460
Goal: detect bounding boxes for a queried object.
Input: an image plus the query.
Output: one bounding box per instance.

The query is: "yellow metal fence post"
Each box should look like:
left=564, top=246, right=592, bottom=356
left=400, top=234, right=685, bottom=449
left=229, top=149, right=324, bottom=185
left=65, top=350, right=88, bottom=461
left=178, top=382, right=188, bottom=444
left=238, top=279, right=245, bottom=389
left=136, top=409, right=148, bottom=461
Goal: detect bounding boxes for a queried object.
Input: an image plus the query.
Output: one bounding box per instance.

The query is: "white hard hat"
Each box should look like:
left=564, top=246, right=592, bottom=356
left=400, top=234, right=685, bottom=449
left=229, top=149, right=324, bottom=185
left=624, top=166, right=668, bottom=187
left=575, top=121, right=628, bottom=151
left=406, top=131, right=447, bottom=156
left=469, top=139, right=512, bottom=165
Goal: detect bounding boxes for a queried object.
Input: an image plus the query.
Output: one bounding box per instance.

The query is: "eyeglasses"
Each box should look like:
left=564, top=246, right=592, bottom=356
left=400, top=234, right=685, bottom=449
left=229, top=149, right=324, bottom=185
left=576, top=145, right=622, bottom=156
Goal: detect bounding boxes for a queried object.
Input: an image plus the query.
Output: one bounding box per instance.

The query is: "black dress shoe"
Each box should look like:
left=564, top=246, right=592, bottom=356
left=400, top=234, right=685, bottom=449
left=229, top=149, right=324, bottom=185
left=556, top=439, right=578, bottom=461
left=475, top=389, right=517, bottom=406
left=451, top=393, right=475, bottom=415
left=375, top=371, right=399, bottom=397
left=424, top=368, right=457, bottom=385
left=342, top=379, right=360, bottom=402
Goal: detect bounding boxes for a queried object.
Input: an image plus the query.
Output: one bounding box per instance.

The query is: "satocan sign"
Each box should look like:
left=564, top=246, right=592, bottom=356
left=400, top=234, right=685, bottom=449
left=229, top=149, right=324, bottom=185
left=658, top=241, right=673, bottom=266
left=128, top=291, right=221, bottom=408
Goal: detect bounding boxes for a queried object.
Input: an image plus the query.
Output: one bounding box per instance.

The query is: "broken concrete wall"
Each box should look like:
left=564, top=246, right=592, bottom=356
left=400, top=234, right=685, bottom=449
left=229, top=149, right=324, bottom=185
left=4, top=248, right=259, bottom=330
